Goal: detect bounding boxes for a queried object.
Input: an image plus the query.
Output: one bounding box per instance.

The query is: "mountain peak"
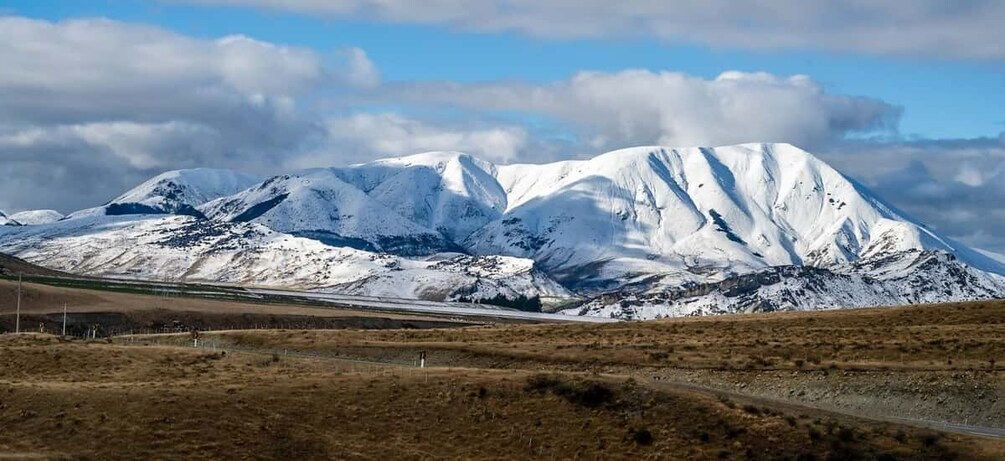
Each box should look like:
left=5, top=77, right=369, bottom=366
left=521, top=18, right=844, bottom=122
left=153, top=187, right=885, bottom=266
left=67, top=168, right=263, bottom=220
left=375, top=150, right=476, bottom=165
left=9, top=210, right=64, bottom=225
left=8, top=143, right=1002, bottom=317
left=113, top=168, right=262, bottom=206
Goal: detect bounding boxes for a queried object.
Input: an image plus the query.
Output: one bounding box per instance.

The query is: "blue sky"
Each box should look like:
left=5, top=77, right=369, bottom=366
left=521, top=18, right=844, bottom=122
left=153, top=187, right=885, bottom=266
left=0, top=0, right=1003, bottom=252
left=7, top=0, right=1003, bottom=139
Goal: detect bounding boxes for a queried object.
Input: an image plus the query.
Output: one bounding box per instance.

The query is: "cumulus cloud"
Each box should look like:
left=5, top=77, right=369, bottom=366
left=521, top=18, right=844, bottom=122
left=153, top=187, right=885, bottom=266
left=290, top=113, right=529, bottom=167
left=174, top=0, right=1005, bottom=59
left=1, top=15, right=999, bottom=254
left=376, top=70, right=900, bottom=151
left=338, top=47, right=381, bottom=88
left=819, top=136, right=1005, bottom=253
left=0, top=16, right=329, bottom=212
left=0, top=17, right=903, bottom=214
left=0, top=17, right=320, bottom=123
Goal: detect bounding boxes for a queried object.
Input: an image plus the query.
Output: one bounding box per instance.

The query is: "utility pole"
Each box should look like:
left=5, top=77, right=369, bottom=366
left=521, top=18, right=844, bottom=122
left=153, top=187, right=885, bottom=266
left=62, top=303, right=67, bottom=337
left=15, top=272, right=22, bottom=334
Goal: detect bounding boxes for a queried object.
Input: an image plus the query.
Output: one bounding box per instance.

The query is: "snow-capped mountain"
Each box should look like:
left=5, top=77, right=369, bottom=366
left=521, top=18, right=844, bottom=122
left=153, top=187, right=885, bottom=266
left=332, top=152, right=507, bottom=243
left=9, top=210, right=64, bottom=225
left=471, top=144, right=1002, bottom=288
left=1, top=143, right=1002, bottom=317
left=199, top=168, right=461, bottom=255
left=572, top=250, right=1005, bottom=320
left=68, top=168, right=262, bottom=219
left=0, top=215, right=567, bottom=303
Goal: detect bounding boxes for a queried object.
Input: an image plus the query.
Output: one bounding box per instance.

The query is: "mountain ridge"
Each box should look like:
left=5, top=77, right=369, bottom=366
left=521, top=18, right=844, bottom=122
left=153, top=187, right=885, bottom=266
left=1, top=142, right=1002, bottom=318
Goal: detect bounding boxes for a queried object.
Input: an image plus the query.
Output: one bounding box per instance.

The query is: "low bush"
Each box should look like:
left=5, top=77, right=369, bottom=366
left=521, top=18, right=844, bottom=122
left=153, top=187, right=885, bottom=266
left=631, top=428, right=654, bottom=446
left=524, top=374, right=615, bottom=408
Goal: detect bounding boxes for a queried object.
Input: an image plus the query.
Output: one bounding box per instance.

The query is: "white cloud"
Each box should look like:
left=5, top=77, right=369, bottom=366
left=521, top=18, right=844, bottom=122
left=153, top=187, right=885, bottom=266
left=0, top=121, right=220, bottom=170
left=0, top=16, right=330, bottom=212
left=819, top=136, right=1005, bottom=253
left=174, top=0, right=1005, bottom=59
left=292, top=113, right=528, bottom=167
left=0, top=17, right=321, bottom=120
left=1, top=14, right=999, bottom=254
left=339, top=47, right=381, bottom=88
left=0, top=17, right=902, bottom=213
left=380, top=70, right=899, bottom=150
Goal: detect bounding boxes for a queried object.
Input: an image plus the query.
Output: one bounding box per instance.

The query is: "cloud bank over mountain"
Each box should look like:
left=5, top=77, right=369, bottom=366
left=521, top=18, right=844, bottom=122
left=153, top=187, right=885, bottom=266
left=0, top=14, right=1001, bottom=252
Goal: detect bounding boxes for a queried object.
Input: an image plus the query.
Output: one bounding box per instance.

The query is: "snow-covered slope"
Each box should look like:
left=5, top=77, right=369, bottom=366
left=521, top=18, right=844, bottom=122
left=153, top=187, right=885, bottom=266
left=334, top=152, right=507, bottom=242
left=470, top=143, right=1003, bottom=288
left=1, top=143, right=1002, bottom=317
left=9, top=210, right=64, bottom=225
left=572, top=250, right=1005, bottom=320
left=67, top=168, right=261, bottom=219
left=200, top=169, right=458, bottom=255
left=0, top=210, right=17, bottom=226
left=0, top=215, right=567, bottom=302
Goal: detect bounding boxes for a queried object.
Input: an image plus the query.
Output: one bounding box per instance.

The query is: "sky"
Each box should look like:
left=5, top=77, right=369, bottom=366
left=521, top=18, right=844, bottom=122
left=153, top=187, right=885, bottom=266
left=0, top=0, right=1003, bottom=252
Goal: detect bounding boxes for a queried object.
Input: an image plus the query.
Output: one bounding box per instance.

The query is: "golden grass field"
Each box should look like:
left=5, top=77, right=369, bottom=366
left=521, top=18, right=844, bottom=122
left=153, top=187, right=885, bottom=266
left=193, top=299, right=1005, bottom=373
left=2, top=333, right=1002, bottom=460
left=0, top=291, right=1002, bottom=459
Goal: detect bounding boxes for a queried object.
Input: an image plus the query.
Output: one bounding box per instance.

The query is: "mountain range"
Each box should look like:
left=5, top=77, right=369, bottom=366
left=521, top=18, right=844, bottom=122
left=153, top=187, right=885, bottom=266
left=2, top=143, right=1003, bottom=319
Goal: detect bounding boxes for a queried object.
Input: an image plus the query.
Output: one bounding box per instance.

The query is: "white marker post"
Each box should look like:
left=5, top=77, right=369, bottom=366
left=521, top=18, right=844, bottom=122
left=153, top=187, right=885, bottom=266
left=62, top=303, right=67, bottom=337
left=419, top=351, right=426, bottom=369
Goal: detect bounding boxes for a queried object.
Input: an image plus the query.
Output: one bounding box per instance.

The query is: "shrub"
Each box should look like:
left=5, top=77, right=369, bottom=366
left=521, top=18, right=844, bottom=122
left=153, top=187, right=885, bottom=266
left=648, top=351, right=669, bottom=361
left=523, top=374, right=614, bottom=408
left=919, top=433, right=940, bottom=448
left=525, top=374, right=563, bottom=393
left=741, top=404, right=762, bottom=416
left=837, top=427, right=855, bottom=443
left=632, top=428, right=654, bottom=446
left=724, top=425, right=746, bottom=439
left=458, top=294, right=542, bottom=312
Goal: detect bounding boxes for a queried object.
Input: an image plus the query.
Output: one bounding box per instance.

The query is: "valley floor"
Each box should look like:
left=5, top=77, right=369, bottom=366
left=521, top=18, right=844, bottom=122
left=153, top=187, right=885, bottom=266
left=0, top=298, right=1002, bottom=459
